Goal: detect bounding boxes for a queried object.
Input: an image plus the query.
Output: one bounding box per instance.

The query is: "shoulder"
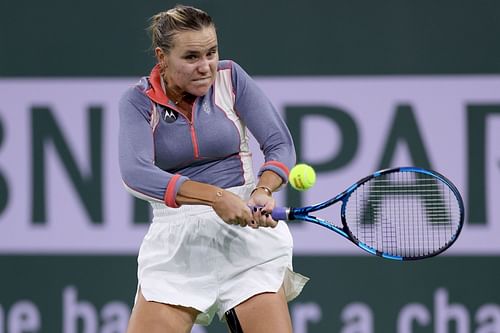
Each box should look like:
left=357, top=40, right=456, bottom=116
left=119, top=77, right=152, bottom=112
left=217, top=59, right=233, bottom=71
left=121, top=77, right=149, bottom=98
left=120, top=77, right=150, bottom=104
left=216, top=60, right=252, bottom=89
left=217, top=60, right=247, bottom=75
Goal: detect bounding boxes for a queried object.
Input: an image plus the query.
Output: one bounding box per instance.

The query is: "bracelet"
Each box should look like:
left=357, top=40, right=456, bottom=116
left=250, top=186, right=273, bottom=196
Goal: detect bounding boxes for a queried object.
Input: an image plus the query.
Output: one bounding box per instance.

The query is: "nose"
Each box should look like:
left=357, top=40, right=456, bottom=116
left=197, top=57, right=211, bottom=73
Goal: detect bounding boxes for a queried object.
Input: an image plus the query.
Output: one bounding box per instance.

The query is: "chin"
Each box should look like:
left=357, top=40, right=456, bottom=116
left=190, top=77, right=215, bottom=95
left=190, top=85, right=212, bottom=97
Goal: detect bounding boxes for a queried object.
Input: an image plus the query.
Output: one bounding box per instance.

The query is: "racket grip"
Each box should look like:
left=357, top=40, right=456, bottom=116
left=271, top=207, right=289, bottom=221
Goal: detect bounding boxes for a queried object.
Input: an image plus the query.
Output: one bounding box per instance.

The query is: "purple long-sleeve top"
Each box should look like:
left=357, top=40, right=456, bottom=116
left=118, top=60, right=296, bottom=208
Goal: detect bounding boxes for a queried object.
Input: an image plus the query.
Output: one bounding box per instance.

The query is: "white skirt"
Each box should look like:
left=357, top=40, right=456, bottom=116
left=136, top=184, right=309, bottom=325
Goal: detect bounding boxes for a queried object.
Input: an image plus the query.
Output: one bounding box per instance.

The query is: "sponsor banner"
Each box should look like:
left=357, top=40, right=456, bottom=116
left=0, top=77, right=499, bottom=254
left=0, top=255, right=499, bottom=333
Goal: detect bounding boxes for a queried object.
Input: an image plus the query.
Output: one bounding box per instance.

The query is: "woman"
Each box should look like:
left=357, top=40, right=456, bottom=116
left=119, top=5, right=308, bottom=333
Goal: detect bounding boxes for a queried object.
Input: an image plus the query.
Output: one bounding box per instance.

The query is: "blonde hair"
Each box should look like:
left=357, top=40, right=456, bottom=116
left=148, top=5, right=214, bottom=53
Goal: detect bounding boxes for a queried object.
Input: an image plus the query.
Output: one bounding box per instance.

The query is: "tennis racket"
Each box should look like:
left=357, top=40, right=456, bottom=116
left=273, top=167, right=464, bottom=260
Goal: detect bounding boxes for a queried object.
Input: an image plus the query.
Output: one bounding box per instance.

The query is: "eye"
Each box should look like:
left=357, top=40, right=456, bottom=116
left=207, top=49, right=218, bottom=58
left=184, top=54, right=198, bottom=61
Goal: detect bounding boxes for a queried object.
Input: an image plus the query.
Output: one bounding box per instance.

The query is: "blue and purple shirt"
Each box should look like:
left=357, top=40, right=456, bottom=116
left=119, top=60, right=295, bottom=208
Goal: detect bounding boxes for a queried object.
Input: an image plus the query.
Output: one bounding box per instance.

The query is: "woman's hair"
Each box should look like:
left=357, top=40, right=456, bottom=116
left=148, top=5, right=215, bottom=53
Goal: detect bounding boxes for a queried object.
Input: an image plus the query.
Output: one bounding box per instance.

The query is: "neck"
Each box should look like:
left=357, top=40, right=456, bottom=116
left=168, top=89, right=187, bottom=105
left=162, top=80, right=195, bottom=106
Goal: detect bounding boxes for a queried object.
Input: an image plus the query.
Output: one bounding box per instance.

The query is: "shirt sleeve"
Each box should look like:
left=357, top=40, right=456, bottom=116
left=230, top=61, right=296, bottom=185
left=118, top=84, right=189, bottom=207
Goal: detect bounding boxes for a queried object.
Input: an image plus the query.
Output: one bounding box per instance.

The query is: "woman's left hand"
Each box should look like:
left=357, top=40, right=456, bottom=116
left=247, top=188, right=278, bottom=229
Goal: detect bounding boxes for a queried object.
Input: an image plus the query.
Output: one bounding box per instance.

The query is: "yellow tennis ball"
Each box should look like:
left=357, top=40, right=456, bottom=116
left=289, top=164, right=316, bottom=191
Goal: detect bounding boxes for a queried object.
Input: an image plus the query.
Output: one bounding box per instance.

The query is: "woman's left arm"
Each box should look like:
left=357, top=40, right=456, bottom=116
left=231, top=61, right=296, bottom=186
left=230, top=61, right=296, bottom=227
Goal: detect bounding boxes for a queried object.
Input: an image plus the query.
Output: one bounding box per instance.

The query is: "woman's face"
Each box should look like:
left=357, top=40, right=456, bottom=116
left=159, top=26, right=219, bottom=97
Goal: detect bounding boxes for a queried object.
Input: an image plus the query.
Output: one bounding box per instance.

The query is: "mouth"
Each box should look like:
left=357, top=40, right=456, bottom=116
left=193, top=77, right=211, bottom=83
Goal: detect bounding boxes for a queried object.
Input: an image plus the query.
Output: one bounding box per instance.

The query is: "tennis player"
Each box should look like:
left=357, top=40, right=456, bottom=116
left=118, top=5, right=308, bottom=333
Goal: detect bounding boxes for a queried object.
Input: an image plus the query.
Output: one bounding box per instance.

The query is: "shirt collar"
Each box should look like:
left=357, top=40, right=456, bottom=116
left=146, top=64, right=171, bottom=106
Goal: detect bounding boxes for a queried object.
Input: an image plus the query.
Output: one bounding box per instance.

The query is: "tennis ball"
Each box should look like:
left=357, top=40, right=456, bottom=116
left=289, top=163, right=316, bottom=191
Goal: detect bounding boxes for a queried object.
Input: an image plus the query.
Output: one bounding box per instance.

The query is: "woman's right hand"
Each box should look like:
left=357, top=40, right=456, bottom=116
left=175, top=180, right=255, bottom=227
left=212, top=190, right=254, bottom=227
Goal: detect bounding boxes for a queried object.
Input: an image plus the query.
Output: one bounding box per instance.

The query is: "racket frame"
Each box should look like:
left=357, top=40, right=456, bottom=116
left=278, top=166, right=465, bottom=260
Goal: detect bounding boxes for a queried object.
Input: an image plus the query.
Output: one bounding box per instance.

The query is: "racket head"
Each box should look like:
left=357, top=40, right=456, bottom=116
left=340, top=167, right=464, bottom=260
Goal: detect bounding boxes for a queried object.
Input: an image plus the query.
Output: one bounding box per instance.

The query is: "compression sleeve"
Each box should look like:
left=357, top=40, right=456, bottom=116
left=230, top=61, right=296, bottom=184
left=118, top=84, right=189, bottom=207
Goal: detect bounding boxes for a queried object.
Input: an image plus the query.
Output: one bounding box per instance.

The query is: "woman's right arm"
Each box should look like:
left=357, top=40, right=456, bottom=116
left=176, top=180, right=253, bottom=227
left=118, top=86, right=188, bottom=207
left=118, top=86, right=253, bottom=225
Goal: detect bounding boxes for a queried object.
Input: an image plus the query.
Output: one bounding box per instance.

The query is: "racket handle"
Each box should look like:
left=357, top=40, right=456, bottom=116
left=271, top=207, right=289, bottom=221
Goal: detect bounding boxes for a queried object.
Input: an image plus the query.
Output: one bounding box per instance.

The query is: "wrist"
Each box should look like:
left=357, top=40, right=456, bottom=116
left=210, top=188, right=224, bottom=206
left=251, top=186, right=273, bottom=197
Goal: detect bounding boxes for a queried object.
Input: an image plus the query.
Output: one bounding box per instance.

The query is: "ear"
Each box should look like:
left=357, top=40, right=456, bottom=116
left=155, top=47, right=167, bottom=66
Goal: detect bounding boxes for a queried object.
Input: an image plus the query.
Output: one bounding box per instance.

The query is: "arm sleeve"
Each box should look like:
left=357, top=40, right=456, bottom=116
left=118, top=85, right=189, bottom=207
left=230, top=61, right=296, bottom=185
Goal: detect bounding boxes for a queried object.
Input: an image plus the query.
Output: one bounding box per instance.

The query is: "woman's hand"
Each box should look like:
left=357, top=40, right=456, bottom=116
left=175, top=178, right=281, bottom=228
left=247, top=187, right=278, bottom=229
left=212, top=190, right=254, bottom=227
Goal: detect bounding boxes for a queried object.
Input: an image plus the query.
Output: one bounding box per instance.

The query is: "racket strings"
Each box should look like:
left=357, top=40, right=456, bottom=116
left=345, top=171, right=462, bottom=258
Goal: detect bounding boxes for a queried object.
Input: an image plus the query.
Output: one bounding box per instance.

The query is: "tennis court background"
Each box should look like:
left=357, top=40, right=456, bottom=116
left=1, top=1, right=500, bottom=332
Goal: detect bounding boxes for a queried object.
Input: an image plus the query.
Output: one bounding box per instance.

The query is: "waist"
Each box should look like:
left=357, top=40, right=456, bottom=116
left=168, top=153, right=254, bottom=188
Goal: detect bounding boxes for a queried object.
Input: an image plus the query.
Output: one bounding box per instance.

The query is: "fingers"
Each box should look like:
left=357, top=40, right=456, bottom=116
left=250, top=206, right=278, bottom=228
left=227, top=207, right=253, bottom=227
left=248, top=219, right=259, bottom=228
left=226, top=206, right=278, bottom=229
left=212, top=191, right=255, bottom=227
left=212, top=190, right=278, bottom=228
left=248, top=194, right=277, bottom=229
